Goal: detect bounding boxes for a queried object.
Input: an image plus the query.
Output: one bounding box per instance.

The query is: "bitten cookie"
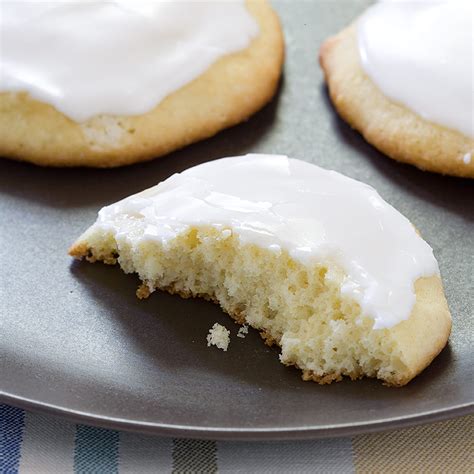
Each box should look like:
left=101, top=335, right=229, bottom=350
left=0, top=0, right=283, bottom=167
left=70, top=154, right=451, bottom=386
left=320, top=1, right=474, bottom=178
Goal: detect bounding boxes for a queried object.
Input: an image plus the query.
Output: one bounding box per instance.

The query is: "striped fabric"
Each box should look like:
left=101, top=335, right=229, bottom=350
left=0, top=404, right=472, bottom=473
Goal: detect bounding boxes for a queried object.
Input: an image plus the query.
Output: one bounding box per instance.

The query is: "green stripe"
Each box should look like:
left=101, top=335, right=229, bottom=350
left=74, top=425, right=119, bottom=474
left=172, top=438, right=217, bottom=473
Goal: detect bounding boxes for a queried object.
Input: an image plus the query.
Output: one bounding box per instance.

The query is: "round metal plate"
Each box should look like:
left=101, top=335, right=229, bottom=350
left=1, top=0, right=473, bottom=439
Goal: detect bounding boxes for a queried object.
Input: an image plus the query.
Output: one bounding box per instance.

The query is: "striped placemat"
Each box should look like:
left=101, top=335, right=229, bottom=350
left=1, top=405, right=472, bottom=473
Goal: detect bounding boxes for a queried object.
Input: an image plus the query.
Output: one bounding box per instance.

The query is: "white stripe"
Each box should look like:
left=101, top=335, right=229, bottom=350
left=18, top=411, right=75, bottom=474
left=217, top=438, right=354, bottom=473
left=119, top=432, right=173, bottom=473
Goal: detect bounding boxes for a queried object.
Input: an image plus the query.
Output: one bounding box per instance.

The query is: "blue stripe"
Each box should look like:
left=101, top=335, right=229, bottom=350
left=74, top=425, right=119, bottom=474
left=0, top=404, right=25, bottom=474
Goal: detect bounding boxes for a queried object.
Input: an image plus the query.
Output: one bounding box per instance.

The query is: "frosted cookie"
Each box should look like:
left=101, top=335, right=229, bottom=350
left=0, top=1, right=283, bottom=167
left=320, top=0, right=474, bottom=178
left=70, top=154, right=451, bottom=386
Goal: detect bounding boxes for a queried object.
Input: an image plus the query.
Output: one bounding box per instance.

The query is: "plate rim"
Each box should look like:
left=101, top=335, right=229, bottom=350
left=2, top=391, right=473, bottom=440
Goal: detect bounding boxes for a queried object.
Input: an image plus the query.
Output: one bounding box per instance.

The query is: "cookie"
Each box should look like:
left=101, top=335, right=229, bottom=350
left=70, top=154, right=451, bottom=386
left=0, top=0, right=283, bottom=167
left=320, top=1, right=474, bottom=178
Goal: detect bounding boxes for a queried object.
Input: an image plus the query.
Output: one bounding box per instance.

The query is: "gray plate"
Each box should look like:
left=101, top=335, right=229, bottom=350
left=1, top=0, right=473, bottom=440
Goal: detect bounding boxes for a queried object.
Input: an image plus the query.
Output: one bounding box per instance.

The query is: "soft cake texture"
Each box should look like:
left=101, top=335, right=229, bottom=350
left=70, top=227, right=450, bottom=386
left=319, top=25, right=474, bottom=178
left=207, top=323, right=231, bottom=352
left=70, top=156, right=451, bottom=386
left=0, top=0, right=283, bottom=167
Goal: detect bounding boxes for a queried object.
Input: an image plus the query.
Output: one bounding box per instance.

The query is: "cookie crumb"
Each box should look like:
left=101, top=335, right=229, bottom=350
left=206, top=323, right=230, bottom=351
left=237, top=325, right=249, bottom=338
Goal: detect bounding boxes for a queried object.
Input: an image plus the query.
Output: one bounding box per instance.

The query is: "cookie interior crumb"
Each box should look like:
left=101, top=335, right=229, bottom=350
left=71, top=224, right=451, bottom=386
left=237, top=325, right=249, bottom=338
left=207, top=323, right=230, bottom=351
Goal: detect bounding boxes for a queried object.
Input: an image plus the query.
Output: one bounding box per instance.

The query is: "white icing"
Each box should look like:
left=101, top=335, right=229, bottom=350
left=463, top=153, right=472, bottom=165
left=0, top=0, right=258, bottom=122
left=358, top=0, right=473, bottom=138
left=94, top=154, right=439, bottom=329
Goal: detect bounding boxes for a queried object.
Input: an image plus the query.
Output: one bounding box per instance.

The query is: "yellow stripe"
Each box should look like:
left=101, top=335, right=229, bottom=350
left=353, top=415, right=473, bottom=473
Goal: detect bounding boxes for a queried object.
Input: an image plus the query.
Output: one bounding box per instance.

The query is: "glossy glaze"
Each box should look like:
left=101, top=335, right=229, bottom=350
left=358, top=0, right=473, bottom=138
left=94, top=154, right=439, bottom=329
left=0, top=0, right=258, bottom=121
